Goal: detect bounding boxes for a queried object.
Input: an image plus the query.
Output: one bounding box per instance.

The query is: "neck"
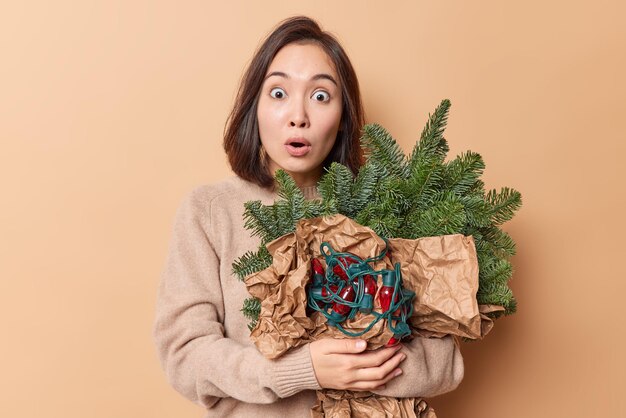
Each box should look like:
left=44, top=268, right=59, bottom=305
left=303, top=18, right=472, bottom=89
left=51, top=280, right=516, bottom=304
left=287, top=171, right=322, bottom=188
left=268, top=164, right=322, bottom=189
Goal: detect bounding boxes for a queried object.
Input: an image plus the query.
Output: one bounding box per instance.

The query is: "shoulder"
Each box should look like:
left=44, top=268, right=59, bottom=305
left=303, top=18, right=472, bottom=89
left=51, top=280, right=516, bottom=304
left=184, top=176, right=275, bottom=211
left=177, top=176, right=275, bottom=235
left=177, top=176, right=275, bottom=253
left=184, top=176, right=242, bottom=208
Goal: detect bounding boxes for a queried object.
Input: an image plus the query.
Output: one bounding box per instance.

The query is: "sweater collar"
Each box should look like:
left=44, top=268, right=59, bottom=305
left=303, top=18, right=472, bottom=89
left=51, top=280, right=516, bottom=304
left=299, top=184, right=320, bottom=200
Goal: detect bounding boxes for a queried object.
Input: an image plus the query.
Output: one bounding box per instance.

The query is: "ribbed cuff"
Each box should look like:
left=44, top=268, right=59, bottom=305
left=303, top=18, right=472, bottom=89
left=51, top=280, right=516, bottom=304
left=269, top=344, right=321, bottom=398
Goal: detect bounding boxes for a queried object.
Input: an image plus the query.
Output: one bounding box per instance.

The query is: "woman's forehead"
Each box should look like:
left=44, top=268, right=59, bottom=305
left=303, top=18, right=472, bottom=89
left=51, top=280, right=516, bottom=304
left=266, top=43, right=338, bottom=81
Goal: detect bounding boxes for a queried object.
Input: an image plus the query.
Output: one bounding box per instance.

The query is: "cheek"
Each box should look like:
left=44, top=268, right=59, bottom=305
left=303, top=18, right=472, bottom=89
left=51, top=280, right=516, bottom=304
left=257, top=102, right=279, bottom=140
left=318, top=106, right=343, bottom=142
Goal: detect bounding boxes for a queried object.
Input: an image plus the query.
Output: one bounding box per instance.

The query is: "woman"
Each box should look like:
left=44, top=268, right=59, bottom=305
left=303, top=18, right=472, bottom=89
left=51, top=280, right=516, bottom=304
left=153, top=16, right=464, bottom=417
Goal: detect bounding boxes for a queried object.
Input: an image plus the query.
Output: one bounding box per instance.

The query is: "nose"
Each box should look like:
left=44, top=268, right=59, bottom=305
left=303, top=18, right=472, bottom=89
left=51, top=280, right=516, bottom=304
left=288, top=97, right=309, bottom=128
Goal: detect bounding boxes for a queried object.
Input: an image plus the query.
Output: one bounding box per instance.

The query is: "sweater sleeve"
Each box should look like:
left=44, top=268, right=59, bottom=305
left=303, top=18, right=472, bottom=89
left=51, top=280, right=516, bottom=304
left=372, top=335, right=464, bottom=398
left=152, top=189, right=321, bottom=408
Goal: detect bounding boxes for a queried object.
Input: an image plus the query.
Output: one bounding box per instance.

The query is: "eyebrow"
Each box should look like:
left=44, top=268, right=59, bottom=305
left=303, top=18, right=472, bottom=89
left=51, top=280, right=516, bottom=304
left=264, top=71, right=338, bottom=86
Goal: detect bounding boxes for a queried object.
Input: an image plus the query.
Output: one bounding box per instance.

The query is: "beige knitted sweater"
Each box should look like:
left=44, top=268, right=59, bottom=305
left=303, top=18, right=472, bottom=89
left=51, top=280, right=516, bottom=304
left=153, top=176, right=464, bottom=417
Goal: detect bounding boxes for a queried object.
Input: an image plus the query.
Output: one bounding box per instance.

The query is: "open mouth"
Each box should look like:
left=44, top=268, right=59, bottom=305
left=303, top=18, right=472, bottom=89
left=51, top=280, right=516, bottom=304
left=286, top=137, right=311, bottom=147
left=285, top=138, right=312, bottom=157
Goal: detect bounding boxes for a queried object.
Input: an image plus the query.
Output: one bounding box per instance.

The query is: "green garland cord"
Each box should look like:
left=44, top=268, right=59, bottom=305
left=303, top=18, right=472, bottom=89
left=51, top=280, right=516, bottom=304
left=307, top=241, right=415, bottom=339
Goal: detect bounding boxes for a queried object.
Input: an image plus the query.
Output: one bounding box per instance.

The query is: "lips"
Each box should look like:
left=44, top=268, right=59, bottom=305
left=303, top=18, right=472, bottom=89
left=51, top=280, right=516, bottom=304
left=285, top=137, right=312, bottom=157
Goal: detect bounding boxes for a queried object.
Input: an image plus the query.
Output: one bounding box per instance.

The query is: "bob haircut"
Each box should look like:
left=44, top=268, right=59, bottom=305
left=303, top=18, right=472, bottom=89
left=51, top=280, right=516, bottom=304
left=223, top=16, right=365, bottom=189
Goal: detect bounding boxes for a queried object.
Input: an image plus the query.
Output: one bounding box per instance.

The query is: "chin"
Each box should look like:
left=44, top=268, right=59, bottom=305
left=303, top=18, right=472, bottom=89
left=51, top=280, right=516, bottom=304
left=275, top=162, right=322, bottom=181
left=279, top=160, right=318, bottom=175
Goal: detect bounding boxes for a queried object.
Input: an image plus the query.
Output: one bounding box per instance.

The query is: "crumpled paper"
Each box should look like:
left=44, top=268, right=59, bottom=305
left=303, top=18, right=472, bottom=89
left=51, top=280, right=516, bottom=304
left=311, top=390, right=437, bottom=418
left=386, top=237, right=481, bottom=339
left=244, top=214, right=501, bottom=417
left=478, top=304, right=506, bottom=338
left=245, top=214, right=486, bottom=359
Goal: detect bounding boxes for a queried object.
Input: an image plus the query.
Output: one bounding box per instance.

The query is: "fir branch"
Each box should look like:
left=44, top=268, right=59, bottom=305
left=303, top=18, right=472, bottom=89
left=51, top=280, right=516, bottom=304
left=357, top=201, right=402, bottom=239
left=232, top=246, right=272, bottom=281
left=479, top=258, right=513, bottom=286
left=275, top=169, right=306, bottom=221
left=460, top=194, right=492, bottom=228
left=270, top=170, right=309, bottom=238
left=318, top=163, right=355, bottom=217
left=486, top=187, right=522, bottom=225
left=361, top=124, right=409, bottom=179
left=273, top=201, right=297, bottom=238
left=468, top=179, right=486, bottom=196
left=242, top=297, right=261, bottom=330
left=480, top=226, right=517, bottom=258
left=443, top=151, right=485, bottom=196
left=408, top=99, right=451, bottom=172
left=351, top=162, right=382, bottom=215
left=320, top=196, right=339, bottom=216
left=477, top=282, right=517, bottom=314
left=303, top=199, right=324, bottom=219
left=410, top=199, right=467, bottom=237
left=377, top=177, right=408, bottom=213
left=406, top=162, right=445, bottom=211
left=243, top=200, right=277, bottom=244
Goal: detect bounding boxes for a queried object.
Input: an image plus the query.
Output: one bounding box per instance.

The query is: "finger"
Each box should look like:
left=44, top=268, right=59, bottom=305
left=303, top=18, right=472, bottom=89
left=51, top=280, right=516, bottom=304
left=322, top=338, right=367, bottom=354
left=347, top=367, right=403, bottom=391
left=354, top=351, right=406, bottom=382
left=349, top=344, right=403, bottom=369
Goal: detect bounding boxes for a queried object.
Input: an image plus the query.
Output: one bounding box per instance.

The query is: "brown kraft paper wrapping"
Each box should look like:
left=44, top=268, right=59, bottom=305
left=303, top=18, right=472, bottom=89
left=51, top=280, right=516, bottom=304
left=310, top=390, right=437, bottom=418
left=246, top=214, right=395, bottom=358
left=243, top=214, right=496, bottom=417
left=387, top=237, right=481, bottom=340
left=244, top=214, right=484, bottom=359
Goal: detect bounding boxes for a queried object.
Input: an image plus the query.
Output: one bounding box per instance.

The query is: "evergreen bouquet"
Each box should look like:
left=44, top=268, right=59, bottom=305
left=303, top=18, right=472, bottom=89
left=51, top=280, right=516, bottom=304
left=233, top=99, right=521, bottom=417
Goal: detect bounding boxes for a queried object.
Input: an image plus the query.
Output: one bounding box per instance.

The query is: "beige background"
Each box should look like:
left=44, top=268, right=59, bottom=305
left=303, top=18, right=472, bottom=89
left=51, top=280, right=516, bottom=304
left=1, top=1, right=625, bottom=417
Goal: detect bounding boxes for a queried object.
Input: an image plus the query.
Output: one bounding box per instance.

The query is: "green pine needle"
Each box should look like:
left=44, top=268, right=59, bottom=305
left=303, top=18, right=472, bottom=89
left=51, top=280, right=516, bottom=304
left=477, top=282, right=516, bottom=315
left=232, top=246, right=272, bottom=282
left=480, top=258, right=513, bottom=286
left=444, top=151, right=485, bottom=196
left=242, top=297, right=261, bottom=330
left=481, top=226, right=517, bottom=258
left=408, top=99, right=451, bottom=172
left=460, top=194, right=492, bottom=228
left=411, top=199, right=467, bottom=237
left=351, top=162, right=382, bottom=215
left=318, top=163, right=356, bottom=217
left=243, top=201, right=277, bottom=244
left=361, top=124, right=409, bottom=179
left=486, top=187, right=523, bottom=225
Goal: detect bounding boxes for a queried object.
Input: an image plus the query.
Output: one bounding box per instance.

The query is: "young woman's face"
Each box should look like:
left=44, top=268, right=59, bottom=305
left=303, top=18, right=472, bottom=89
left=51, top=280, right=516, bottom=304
left=257, top=42, right=343, bottom=187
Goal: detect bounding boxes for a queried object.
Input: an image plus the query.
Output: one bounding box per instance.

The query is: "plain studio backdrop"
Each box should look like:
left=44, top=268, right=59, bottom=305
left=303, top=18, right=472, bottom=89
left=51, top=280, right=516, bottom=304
left=1, top=1, right=625, bottom=417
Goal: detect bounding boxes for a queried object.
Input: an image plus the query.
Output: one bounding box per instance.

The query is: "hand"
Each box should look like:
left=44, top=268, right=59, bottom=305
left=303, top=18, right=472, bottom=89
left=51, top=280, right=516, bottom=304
left=309, top=338, right=406, bottom=391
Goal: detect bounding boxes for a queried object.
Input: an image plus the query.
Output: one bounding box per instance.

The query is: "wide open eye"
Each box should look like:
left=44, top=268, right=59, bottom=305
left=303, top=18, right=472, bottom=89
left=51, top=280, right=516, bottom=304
left=269, top=87, right=286, bottom=99
left=312, top=90, right=330, bottom=102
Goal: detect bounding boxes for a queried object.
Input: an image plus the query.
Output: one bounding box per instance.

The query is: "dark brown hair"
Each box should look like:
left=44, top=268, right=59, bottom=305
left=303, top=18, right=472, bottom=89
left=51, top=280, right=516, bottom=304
left=223, top=16, right=365, bottom=189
